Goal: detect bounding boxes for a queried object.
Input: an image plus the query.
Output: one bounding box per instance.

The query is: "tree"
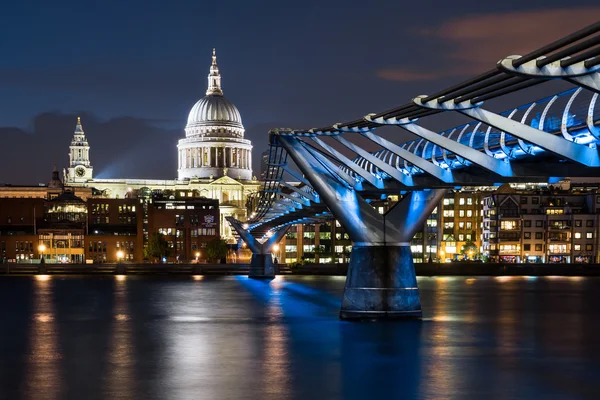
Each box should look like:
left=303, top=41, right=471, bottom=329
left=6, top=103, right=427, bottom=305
left=205, top=238, right=228, bottom=262
left=460, top=240, right=478, bottom=259
left=144, top=232, right=170, bottom=262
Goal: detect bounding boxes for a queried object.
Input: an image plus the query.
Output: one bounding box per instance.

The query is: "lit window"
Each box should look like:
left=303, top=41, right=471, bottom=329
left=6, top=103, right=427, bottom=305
left=575, top=232, right=581, bottom=239
left=587, top=232, right=594, bottom=239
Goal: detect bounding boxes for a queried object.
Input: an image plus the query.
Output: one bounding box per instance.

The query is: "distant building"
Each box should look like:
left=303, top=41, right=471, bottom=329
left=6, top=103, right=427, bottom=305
left=260, top=150, right=269, bottom=181
left=0, top=169, right=220, bottom=263
left=279, top=181, right=600, bottom=264
left=482, top=183, right=600, bottom=263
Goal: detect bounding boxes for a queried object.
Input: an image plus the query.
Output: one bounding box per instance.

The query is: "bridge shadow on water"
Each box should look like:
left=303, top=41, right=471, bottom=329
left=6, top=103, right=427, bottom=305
left=234, top=275, right=425, bottom=399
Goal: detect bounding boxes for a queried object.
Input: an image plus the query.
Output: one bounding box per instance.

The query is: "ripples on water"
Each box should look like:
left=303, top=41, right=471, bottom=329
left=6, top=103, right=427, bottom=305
left=0, top=275, right=598, bottom=400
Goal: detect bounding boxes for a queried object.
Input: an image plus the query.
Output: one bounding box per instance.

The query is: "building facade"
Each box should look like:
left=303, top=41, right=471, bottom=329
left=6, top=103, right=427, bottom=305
left=280, top=182, right=600, bottom=265
left=0, top=171, right=220, bottom=264
left=482, top=183, right=600, bottom=263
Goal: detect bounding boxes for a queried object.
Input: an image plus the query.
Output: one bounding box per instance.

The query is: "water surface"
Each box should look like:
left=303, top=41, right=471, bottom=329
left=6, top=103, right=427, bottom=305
left=0, top=275, right=598, bottom=400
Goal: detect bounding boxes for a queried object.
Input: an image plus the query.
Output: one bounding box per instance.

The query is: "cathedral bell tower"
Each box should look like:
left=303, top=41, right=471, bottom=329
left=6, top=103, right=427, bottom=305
left=66, top=117, right=93, bottom=183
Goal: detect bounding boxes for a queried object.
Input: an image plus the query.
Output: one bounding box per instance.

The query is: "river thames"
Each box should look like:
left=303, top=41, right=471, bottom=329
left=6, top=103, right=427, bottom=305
left=0, top=275, right=598, bottom=399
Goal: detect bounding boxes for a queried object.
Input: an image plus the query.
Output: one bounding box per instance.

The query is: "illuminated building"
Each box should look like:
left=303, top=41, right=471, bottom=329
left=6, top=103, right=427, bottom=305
left=0, top=168, right=220, bottom=263
left=62, top=49, right=260, bottom=240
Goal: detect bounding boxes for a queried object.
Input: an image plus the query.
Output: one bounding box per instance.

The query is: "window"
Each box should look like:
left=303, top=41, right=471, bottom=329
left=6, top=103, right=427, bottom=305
left=443, top=210, right=455, bottom=217
left=303, top=232, right=315, bottom=239
left=548, top=244, right=567, bottom=254
left=466, top=234, right=472, bottom=240
left=586, top=220, right=594, bottom=227
left=575, top=232, right=581, bottom=239
left=521, top=197, right=528, bottom=204
left=535, top=244, right=543, bottom=251
left=466, top=210, right=473, bottom=217
left=466, top=222, right=472, bottom=230
left=575, top=220, right=582, bottom=227
left=499, top=244, right=520, bottom=253
left=444, top=222, right=454, bottom=229
left=459, top=210, right=465, bottom=217
left=443, top=198, right=454, bottom=206
left=458, top=234, right=464, bottom=241
left=458, top=222, right=465, bottom=229
left=574, top=244, right=581, bottom=251
left=501, top=220, right=517, bottom=230
left=467, top=197, right=473, bottom=205
left=532, top=197, right=539, bottom=204
left=285, top=245, right=297, bottom=253
left=524, top=232, right=531, bottom=239
left=587, top=232, right=593, bottom=239
left=459, top=198, right=465, bottom=205
left=535, top=232, right=543, bottom=239
left=524, top=220, right=531, bottom=227
left=586, top=244, right=593, bottom=251
left=319, top=232, right=331, bottom=240
left=536, top=220, right=544, bottom=227
left=524, top=244, right=531, bottom=251
left=303, top=245, right=315, bottom=252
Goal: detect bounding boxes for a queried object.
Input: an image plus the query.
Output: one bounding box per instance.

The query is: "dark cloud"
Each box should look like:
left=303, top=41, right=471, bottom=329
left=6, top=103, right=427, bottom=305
left=0, top=113, right=181, bottom=184
left=377, top=7, right=600, bottom=82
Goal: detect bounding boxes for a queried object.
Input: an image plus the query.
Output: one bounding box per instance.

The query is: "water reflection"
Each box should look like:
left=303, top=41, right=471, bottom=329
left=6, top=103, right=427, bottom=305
left=105, top=276, right=134, bottom=399
left=24, top=276, right=61, bottom=400
left=0, top=275, right=599, bottom=399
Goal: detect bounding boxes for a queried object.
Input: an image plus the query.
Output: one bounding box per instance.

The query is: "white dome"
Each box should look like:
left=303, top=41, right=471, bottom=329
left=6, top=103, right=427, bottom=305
left=186, top=94, right=243, bottom=131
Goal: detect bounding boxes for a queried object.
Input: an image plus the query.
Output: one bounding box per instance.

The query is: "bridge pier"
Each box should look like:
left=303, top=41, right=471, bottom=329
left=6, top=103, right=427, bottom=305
left=226, top=217, right=288, bottom=279
left=341, top=244, right=421, bottom=319
left=249, top=253, right=276, bottom=278
left=278, top=134, right=446, bottom=320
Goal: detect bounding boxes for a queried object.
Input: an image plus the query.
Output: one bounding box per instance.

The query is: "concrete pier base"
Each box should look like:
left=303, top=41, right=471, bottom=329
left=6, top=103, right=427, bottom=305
left=340, top=245, right=422, bottom=320
left=249, top=254, right=275, bottom=279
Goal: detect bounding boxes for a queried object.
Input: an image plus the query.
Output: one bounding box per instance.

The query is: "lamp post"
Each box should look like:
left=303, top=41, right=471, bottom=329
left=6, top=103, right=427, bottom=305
left=116, top=250, right=124, bottom=263
left=38, top=244, right=46, bottom=264
left=273, top=244, right=280, bottom=264
left=439, top=250, right=445, bottom=263
left=195, top=252, right=200, bottom=262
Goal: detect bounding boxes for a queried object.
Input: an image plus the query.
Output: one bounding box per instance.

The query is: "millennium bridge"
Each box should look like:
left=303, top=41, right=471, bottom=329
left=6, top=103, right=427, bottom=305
left=228, top=22, right=600, bottom=320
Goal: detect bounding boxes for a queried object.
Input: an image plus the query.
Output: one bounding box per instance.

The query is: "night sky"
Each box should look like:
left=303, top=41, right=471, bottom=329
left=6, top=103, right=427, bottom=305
left=2, top=0, right=600, bottom=183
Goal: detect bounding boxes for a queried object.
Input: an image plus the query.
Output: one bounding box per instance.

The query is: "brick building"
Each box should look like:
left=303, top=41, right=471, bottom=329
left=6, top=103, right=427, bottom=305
left=0, top=169, right=220, bottom=263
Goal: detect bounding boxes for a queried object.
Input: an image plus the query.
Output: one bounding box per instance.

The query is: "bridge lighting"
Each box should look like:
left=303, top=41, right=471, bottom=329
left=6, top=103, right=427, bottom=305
left=273, top=244, right=280, bottom=252
left=243, top=223, right=249, bottom=229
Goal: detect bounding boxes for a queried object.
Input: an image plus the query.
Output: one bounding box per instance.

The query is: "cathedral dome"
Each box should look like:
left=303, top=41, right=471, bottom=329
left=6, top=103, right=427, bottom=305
left=178, top=49, right=253, bottom=181
left=186, top=94, right=243, bottom=130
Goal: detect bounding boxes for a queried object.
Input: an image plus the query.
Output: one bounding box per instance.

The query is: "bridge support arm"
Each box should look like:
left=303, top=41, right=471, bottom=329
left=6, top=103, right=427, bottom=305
left=277, top=134, right=447, bottom=319
left=226, top=217, right=288, bottom=279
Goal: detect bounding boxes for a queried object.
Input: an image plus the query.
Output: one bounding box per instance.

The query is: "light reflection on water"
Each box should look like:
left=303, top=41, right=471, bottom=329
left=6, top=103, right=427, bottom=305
left=0, top=275, right=598, bottom=399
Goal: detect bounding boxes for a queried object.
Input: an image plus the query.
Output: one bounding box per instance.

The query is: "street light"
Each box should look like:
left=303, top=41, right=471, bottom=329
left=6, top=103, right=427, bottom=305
left=38, top=244, right=46, bottom=264
left=439, top=250, right=445, bottom=263
left=195, top=251, right=200, bottom=261
left=273, top=244, right=280, bottom=252
left=116, top=250, right=124, bottom=263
